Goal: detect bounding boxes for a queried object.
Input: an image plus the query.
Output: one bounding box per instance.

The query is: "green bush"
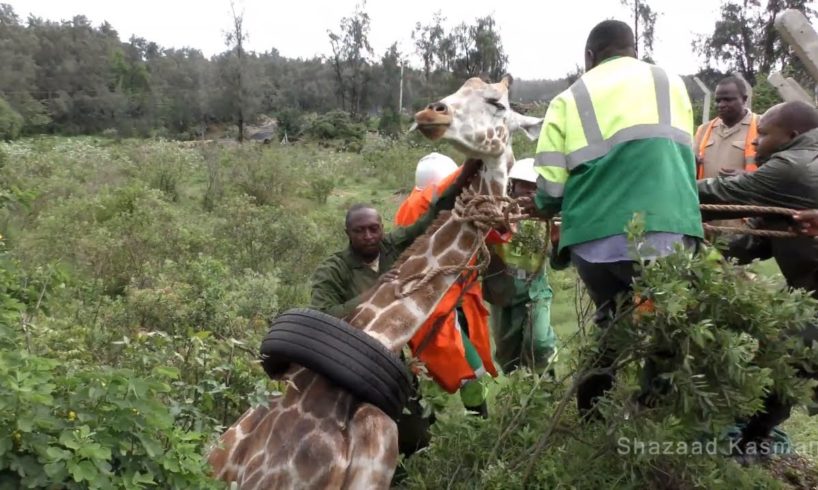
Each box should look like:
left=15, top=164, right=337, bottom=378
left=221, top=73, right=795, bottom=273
left=402, top=218, right=818, bottom=489
left=0, top=98, right=23, bottom=141
left=304, top=110, right=366, bottom=150
left=276, top=108, right=304, bottom=141
left=377, top=108, right=402, bottom=139
left=0, top=249, right=223, bottom=489
left=309, top=176, right=335, bottom=204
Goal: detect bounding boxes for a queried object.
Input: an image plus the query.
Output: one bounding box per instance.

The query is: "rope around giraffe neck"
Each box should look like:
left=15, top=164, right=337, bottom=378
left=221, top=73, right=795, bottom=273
left=699, top=204, right=800, bottom=238
left=393, top=188, right=528, bottom=299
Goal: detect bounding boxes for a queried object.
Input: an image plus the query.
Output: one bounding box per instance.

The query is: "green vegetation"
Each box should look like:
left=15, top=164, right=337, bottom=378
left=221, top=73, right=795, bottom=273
left=1, top=135, right=816, bottom=488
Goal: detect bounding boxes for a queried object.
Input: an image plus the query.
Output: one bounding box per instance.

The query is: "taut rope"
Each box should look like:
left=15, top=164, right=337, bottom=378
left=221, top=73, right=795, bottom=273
left=699, top=204, right=799, bottom=238
left=394, top=188, right=527, bottom=299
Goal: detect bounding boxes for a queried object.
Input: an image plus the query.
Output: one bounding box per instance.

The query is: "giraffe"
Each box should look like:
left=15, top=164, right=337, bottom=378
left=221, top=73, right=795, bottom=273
left=207, top=74, right=542, bottom=489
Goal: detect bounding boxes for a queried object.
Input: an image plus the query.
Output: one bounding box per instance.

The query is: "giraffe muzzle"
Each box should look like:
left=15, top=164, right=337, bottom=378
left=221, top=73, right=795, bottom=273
left=413, top=102, right=452, bottom=141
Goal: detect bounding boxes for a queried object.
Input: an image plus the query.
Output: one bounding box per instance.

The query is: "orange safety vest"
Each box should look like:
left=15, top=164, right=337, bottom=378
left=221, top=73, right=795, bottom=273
left=694, top=113, right=759, bottom=179
left=395, top=170, right=498, bottom=393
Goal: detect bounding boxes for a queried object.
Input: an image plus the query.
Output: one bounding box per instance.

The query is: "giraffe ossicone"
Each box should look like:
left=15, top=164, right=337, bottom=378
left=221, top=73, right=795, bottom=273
left=207, top=74, right=543, bottom=489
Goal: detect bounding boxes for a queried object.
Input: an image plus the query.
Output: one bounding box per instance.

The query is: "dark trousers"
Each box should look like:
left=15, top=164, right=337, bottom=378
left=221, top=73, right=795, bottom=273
left=572, top=255, right=640, bottom=416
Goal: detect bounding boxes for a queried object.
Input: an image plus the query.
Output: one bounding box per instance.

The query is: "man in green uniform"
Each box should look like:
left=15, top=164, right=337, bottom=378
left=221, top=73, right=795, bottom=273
left=521, top=20, right=704, bottom=418
left=309, top=158, right=480, bottom=457
left=483, top=158, right=557, bottom=377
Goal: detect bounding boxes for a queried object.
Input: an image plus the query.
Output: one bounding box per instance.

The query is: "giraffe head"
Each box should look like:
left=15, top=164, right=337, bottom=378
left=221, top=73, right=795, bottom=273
left=412, top=74, right=543, bottom=160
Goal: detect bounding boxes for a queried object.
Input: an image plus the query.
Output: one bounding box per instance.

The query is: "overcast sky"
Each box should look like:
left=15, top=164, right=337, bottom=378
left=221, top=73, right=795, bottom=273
left=12, top=0, right=726, bottom=79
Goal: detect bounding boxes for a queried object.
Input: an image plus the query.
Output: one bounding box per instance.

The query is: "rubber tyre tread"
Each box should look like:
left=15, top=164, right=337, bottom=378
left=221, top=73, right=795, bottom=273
left=263, top=326, right=403, bottom=413
left=276, top=309, right=409, bottom=385
left=260, top=308, right=412, bottom=420
left=270, top=310, right=410, bottom=391
left=269, top=309, right=412, bottom=404
left=261, top=315, right=409, bottom=419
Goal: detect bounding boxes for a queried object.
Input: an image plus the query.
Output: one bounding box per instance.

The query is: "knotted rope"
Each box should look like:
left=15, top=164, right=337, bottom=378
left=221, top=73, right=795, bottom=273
left=394, top=188, right=528, bottom=299
left=700, top=204, right=800, bottom=238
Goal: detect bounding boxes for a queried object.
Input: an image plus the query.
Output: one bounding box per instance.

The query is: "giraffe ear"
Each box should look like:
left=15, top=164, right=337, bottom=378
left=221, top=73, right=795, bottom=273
left=508, top=112, right=543, bottom=141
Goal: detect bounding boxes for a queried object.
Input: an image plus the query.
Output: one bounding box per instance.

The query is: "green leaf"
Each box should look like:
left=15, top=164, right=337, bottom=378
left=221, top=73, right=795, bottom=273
left=0, top=436, right=11, bottom=456
left=46, top=446, right=72, bottom=461
left=137, top=434, right=163, bottom=458
left=151, top=366, right=180, bottom=380
left=69, top=459, right=98, bottom=483
left=59, top=430, right=81, bottom=450
left=78, top=442, right=111, bottom=461
left=132, top=471, right=156, bottom=485
left=43, top=461, right=67, bottom=479
left=16, top=414, right=35, bottom=432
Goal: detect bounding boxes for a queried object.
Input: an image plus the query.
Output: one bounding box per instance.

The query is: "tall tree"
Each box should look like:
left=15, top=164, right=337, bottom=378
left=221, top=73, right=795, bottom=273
left=620, top=0, right=658, bottom=62
left=412, top=11, right=445, bottom=84
left=224, top=0, right=250, bottom=141
left=327, top=2, right=373, bottom=115
left=696, top=0, right=816, bottom=85
left=445, top=15, right=508, bottom=83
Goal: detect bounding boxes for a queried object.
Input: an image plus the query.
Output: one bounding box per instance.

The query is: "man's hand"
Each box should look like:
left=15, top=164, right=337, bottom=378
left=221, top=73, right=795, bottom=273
left=381, top=270, right=400, bottom=282
left=517, top=195, right=551, bottom=220
left=718, top=167, right=745, bottom=178
left=454, top=158, right=483, bottom=189
left=792, top=210, right=818, bottom=237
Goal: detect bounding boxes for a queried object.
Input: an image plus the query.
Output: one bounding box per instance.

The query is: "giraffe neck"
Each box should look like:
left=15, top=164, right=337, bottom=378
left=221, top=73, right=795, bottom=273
left=346, top=149, right=513, bottom=352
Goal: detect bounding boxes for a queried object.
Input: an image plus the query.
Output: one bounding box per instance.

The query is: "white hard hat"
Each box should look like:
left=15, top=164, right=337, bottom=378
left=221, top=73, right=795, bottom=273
left=508, top=158, right=538, bottom=184
left=415, top=152, right=458, bottom=190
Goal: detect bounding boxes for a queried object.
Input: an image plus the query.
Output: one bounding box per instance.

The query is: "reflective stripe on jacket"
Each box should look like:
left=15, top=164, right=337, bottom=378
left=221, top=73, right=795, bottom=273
left=533, top=56, right=703, bottom=250
left=694, top=113, right=759, bottom=179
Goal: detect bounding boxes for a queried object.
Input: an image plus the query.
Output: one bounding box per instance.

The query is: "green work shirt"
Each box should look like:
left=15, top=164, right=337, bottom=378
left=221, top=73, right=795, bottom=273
left=309, top=183, right=459, bottom=318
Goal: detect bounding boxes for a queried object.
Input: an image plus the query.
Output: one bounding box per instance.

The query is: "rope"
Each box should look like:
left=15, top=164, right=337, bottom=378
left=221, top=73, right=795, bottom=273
left=702, top=224, right=799, bottom=238
left=394, top=189, right=528, bottom=299
left=393, top=200, right=806, bottom=301
left=699, top=204, right=798, bottom=217
left=699, top=203, right=800, bottom=238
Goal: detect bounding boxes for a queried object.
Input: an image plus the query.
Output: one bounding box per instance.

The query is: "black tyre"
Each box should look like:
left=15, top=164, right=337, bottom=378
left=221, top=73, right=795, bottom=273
left=260, top=308, right=413, bottom=421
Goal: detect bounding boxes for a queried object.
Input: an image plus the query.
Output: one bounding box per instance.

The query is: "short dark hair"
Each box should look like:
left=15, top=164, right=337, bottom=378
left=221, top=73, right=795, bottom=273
left=586, top=20, right=635, bottom=55
left=717, top=76, right=748, bottom=98
left=345, top=203, right=378, bottom=229
left=770, top=101, right=818, bottom=134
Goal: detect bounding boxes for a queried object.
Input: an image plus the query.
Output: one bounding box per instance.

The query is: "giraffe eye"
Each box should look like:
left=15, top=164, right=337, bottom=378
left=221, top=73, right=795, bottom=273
left=485, top=98, right=505, bottom=111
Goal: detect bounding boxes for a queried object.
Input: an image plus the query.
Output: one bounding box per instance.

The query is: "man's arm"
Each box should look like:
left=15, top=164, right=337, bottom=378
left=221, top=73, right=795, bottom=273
left=722, top=218, right=774, bottom=264
left=387, top=159, right=480, bottom=253
left=697, top=156, right=809, bottom=221
left=531, top=95, right=568, bottom=218
left=309, top=259, right=360, bottom=318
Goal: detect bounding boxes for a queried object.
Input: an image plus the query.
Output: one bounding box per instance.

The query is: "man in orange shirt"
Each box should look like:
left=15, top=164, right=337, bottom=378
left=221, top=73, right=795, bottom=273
left=395, top=152, right=497, bottom=417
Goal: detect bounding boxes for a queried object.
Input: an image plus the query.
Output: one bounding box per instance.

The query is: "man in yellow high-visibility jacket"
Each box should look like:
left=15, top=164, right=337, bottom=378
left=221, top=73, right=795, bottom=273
left=521, top=20, right=704, bottom=418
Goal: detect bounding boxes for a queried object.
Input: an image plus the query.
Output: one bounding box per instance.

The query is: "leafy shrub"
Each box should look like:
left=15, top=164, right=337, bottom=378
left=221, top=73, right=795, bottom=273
left=276, top=108, right=304, bottom=141
left=0, top=248, right=222, bottom=489
left=304, top=110, right=366, bottom=150
left=0, top=98, right=23, bottom=141
left=377, top=108, right=402, bottom=139
left=309, top=176, right=335, bottom=204
left=402, top=219, right=818, bottom=489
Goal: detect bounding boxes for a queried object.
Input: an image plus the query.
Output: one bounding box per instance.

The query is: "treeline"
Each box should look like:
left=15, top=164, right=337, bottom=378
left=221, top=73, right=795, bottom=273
left=0, top=3, right=568, bottom=140
left=0, top=0, right=814, bottom=141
